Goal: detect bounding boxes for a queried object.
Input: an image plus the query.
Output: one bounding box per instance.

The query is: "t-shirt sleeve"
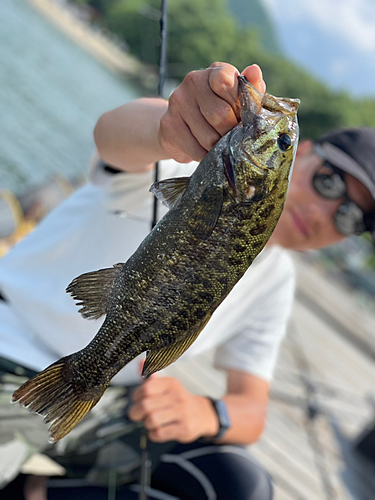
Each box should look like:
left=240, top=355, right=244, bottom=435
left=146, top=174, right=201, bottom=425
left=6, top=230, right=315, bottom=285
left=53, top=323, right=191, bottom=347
left=213, top=251, right=295, bottom=381
left=87, top=153, right=198, bottom=219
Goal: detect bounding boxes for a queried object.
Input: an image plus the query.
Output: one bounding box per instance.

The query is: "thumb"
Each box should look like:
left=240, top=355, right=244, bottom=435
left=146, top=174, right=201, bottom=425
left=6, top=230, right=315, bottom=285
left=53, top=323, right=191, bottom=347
left=241, top=64, right=266, bottom=94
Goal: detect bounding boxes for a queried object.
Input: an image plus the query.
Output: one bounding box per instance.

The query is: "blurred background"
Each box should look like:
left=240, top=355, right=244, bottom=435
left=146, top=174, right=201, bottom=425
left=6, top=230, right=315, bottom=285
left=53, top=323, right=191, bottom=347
left=1, top=0, right=375, bottom=498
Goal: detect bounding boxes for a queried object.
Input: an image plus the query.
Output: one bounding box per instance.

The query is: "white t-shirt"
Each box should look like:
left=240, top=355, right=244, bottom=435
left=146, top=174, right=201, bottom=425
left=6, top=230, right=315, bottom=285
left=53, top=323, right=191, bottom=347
left=0, top=158, right=295, bottom=384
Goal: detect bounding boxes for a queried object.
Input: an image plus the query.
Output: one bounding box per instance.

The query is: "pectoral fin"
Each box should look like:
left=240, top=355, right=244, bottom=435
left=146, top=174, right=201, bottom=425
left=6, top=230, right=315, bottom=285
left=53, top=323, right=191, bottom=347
left=66, top=263, right=123, bottom=319
left=142, top=315, right=210, bottom=377
left=187, top=185, right=223, bottom=240
left=150, top=177, right=190, bottom=209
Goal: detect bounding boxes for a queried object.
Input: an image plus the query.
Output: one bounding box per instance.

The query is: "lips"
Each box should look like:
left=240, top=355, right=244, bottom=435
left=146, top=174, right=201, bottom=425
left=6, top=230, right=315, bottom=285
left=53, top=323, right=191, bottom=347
left=290, top=210, right=311, bottom=237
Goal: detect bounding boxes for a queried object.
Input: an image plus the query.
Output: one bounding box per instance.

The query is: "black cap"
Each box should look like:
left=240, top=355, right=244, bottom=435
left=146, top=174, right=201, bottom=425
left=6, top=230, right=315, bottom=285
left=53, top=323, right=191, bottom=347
left=315, top=127, right=375, bottom=201
left=315, top=127, right=375, bottom=238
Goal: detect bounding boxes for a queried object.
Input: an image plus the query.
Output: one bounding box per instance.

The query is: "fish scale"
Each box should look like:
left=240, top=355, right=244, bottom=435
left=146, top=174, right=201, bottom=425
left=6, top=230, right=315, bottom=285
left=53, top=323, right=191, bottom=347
left=12, top=76, right=300, bottom=441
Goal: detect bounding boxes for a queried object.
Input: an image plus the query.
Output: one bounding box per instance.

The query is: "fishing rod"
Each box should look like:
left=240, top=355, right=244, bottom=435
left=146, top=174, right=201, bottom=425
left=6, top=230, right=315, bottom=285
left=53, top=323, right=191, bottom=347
left=151, top=0, right=168, bottom=230
left=139, top=6, right=168, bottom=500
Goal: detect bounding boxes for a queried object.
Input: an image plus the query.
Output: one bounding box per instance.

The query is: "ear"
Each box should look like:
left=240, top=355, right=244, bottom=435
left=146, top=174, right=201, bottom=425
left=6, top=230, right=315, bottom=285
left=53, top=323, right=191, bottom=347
left=296, top=140, right=314, bottom=158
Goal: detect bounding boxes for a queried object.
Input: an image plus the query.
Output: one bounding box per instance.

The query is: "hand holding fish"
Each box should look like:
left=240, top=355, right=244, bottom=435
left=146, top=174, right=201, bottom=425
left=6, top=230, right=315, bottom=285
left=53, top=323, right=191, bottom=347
left=128, top=377, right=219, bottom=443
left=159, top=63, right=267, bottom=163
left=94, top=62, right=266, bottom=172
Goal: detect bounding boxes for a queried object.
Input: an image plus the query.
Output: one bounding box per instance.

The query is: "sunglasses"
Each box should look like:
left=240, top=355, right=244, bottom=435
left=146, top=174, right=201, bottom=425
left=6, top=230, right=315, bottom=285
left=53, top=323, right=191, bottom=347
left=312, top=162, right=374, bottom=236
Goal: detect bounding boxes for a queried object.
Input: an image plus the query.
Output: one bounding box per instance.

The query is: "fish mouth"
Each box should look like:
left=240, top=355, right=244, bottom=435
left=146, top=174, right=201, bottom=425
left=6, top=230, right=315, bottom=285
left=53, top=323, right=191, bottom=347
left=222, top=148, right=237, bottom=199
left=238, top=75, right=263, bottom=126
left=222, top=142, right=268, bottom=204
left=238, top=74, right=300, bottom=123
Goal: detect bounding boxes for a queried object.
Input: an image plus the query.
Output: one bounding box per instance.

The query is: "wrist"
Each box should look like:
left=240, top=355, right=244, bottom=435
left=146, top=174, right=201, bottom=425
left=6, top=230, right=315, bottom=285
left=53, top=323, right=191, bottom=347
left=198, top=396, right=221, bottom=439
left=199, top=396, right=232, bottom=440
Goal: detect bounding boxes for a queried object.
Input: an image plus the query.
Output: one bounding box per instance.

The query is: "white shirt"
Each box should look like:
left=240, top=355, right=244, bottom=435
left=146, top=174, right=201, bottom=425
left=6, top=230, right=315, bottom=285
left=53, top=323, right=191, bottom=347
left=0, top=159, right=295, bottom=384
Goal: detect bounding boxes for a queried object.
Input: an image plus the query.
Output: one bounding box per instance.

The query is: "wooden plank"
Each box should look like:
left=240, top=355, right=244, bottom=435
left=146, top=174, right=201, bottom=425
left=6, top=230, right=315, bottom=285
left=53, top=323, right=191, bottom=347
left=291, top=303, right=375, bottom=390
left=160, top=255, right=375, bottom=500
left=293, top=254, right=375, bottom=356
left=250, top=442, right=325, bottom=500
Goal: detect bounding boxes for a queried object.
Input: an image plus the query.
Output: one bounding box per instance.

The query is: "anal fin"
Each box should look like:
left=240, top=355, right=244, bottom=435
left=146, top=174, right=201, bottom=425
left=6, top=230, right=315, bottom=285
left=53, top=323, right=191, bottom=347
left=142, top=315, right=210, bottom=377
left=66, top=263, right=123, bottom=319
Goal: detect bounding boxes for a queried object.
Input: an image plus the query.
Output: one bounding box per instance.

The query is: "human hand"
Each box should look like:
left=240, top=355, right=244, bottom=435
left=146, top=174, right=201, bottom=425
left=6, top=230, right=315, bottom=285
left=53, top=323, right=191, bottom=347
left=128, top=377, right=219, bottom=443
left=158, top=62, right=266, bottom=163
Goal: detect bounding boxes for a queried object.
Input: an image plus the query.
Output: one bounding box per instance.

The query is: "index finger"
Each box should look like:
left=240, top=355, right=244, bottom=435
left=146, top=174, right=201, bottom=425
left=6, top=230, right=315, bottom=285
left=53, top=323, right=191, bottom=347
left=208, top=63, right=266, bottom=120
left=207, top=63, right=241, bottom=120
left=132, top=377, right=169, bottom=402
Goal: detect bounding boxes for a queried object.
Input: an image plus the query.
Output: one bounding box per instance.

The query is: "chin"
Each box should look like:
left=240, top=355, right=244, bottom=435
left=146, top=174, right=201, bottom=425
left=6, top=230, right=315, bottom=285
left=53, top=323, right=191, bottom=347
left=271, top=217, right=307, bottom=250
left=278, top=236, right=307, bottom=251
left=274, top=209, right=322, bottom=251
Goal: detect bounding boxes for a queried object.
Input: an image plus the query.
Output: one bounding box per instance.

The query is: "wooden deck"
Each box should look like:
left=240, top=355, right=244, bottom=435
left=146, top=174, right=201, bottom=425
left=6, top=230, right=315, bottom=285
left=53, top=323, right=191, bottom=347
left=164, top=253, right=375, bottom=500
left=22, top=252, right=375, bottom=499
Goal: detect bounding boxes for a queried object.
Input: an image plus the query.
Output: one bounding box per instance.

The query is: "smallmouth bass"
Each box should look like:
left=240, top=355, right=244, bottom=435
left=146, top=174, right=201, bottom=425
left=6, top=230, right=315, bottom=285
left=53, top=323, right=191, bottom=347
left=12, top=76, right=299, bottom=441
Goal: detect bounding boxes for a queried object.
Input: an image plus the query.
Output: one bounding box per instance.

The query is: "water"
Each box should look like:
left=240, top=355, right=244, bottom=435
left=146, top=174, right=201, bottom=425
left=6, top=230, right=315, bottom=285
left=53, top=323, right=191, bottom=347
left=0, top=0, right=140, bottom=194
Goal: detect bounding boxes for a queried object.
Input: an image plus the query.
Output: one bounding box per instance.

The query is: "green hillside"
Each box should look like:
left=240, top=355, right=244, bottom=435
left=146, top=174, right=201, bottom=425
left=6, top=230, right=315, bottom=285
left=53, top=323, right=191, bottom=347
left=73, top=0, right=375, bottom=139
left=226, top=0, right=279, bottom=53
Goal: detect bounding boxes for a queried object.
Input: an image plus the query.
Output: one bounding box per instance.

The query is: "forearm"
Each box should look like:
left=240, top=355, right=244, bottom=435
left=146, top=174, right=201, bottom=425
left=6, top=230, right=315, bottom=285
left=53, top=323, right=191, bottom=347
left=94, top=98, right=169, bottom=172
left=94, top=64, right=266, bottom=174
left=200, top=393, right=267, bottom=445
left=219, top=393, right=266, bottom=444
left=201, top=369, right=269, bottom=445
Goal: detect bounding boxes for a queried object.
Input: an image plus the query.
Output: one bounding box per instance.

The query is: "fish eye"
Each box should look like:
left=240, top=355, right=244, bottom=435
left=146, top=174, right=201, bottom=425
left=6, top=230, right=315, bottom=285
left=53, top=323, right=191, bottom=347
left=277, top=134, right=292, bottom=152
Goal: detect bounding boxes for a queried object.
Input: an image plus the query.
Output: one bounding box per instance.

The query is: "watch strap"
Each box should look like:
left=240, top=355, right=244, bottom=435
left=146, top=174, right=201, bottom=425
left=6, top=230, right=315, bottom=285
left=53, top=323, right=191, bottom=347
left=208, top=398, right=231, bottom=439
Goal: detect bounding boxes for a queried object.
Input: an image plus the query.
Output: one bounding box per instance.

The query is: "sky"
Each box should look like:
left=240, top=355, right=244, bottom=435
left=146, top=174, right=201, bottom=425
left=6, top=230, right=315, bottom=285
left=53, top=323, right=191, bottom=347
left=262, top=0, right=375, bottom=97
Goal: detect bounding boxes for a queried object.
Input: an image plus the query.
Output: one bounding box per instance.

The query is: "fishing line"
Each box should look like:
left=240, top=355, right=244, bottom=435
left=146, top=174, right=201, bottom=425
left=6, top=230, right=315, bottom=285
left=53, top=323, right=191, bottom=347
left=151, top=0, right=168, bottom=230
left=144, top=2, right=168, bottom=488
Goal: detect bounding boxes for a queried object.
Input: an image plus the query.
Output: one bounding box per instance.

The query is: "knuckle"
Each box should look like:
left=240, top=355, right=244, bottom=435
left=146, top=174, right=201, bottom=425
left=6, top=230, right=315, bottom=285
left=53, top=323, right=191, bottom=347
left=170, top=377, right=180, bottom=388
left=174, top=391, right=184, bottom=404
left=143, top=381, right=155, bottom=396
left=138, top=400, right=148, bottom=414
left=179, top=423, right=191, bottom=441
left=150, top=427, right=163, bottom=442
left=146, top=413, right=157, bottom=428
left=210, top=104, right=236, bottom=132
left=179, top=433, right=191, bottom=444
left=210, top=70, right=237, bottom=97
left=164, top=377, right=177, bottom=391
left=209, top=61, right=231, bottom=70
left=168, top=88, right=182, bottom=108
left=217, top=102, right=233, bottom=121
left=127, top=406, right=136, bottom=420
left=183, top=70, right=201, bottom=87
left=142, top=385, right=151, bottom=397
left=201, top=132, right=220, bottom=152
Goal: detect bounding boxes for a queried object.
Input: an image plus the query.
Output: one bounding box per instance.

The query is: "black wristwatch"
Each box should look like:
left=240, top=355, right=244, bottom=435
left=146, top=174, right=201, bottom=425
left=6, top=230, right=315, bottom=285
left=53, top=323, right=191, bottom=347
left=208, top=398, right=231, bottom=439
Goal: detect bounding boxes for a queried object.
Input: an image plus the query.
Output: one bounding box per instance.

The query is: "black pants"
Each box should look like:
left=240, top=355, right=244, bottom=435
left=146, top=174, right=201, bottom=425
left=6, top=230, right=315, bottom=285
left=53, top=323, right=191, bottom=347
left=48, top=440, right=273, bottom=500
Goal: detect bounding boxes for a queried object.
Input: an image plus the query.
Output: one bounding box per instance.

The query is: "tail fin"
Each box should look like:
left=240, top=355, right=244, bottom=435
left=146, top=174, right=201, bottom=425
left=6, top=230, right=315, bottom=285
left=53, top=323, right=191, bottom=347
left=11, top=356, right=105, bottom=442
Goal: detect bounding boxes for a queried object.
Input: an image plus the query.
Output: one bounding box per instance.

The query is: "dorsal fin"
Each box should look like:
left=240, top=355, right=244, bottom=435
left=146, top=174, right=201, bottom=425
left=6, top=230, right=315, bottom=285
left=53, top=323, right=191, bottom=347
left=66, top=263, right=123, bottom=319
left=150, top=177, right=190, bottom=209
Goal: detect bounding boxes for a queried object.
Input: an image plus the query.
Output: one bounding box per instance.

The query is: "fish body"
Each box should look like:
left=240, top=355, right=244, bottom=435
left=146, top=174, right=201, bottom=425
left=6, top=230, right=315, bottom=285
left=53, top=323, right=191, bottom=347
left=12, top=77, right=299, bottom=441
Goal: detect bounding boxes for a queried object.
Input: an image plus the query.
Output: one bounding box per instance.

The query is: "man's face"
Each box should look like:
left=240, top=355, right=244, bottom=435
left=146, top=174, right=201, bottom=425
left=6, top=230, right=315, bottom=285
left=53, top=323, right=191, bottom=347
left=270, top=141, right=374, bottom=251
